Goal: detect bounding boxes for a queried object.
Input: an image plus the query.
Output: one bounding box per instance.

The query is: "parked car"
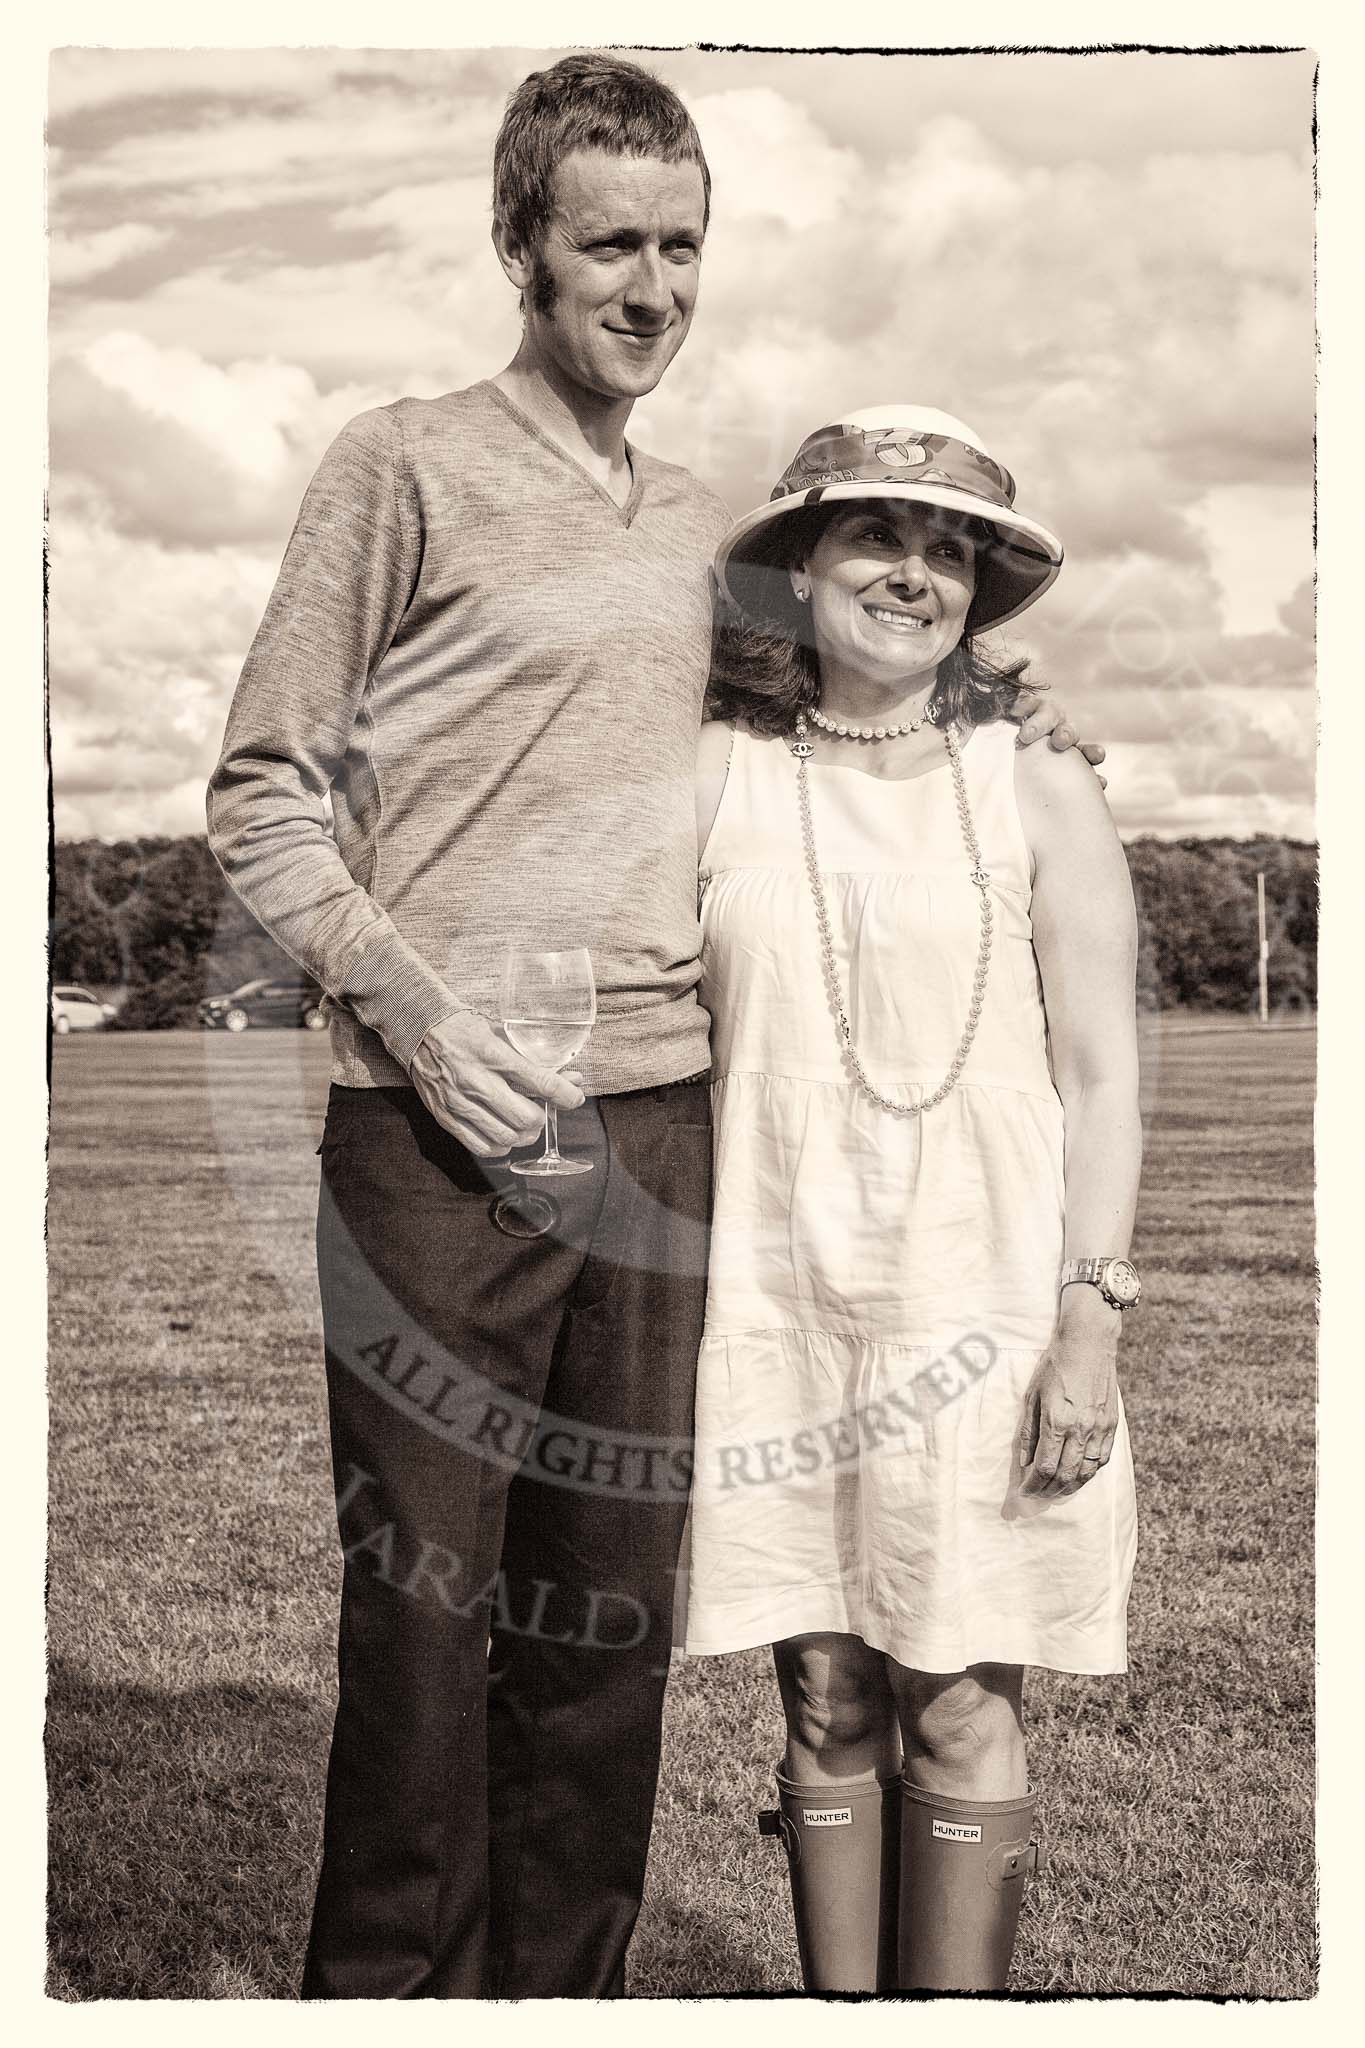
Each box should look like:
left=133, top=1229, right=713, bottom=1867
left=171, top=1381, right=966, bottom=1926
left=198, top=976, right=327, bottom=1033
left=51, top=984, right=117, bottom=1034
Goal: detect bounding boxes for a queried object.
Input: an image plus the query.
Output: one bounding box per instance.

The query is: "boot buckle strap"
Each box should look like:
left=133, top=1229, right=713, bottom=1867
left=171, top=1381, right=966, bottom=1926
left=757, top=1807, right=800, bottom=1860
left=987, top=1834, right=1042, bottom=1889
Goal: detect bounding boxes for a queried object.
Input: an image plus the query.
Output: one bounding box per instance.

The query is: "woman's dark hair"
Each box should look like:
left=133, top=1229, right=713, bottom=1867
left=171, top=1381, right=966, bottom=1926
left=493, top=54, right=711, bottom=254
left=705, top=501, right=1038, bottom=736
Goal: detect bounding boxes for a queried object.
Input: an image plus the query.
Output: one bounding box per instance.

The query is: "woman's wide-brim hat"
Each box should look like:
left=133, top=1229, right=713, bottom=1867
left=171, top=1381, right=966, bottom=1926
left=715, top=404, right=1064, bottom=635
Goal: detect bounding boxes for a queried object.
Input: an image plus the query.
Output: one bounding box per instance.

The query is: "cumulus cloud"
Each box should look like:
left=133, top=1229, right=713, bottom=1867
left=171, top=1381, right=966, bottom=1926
left=48, top=511, right=283, bottom=837
left=55, top=246, right=520, bottom=396
left=333, top=174, right=493, bottom=252
left=57, top=98, right=491, bottom=209
left=47, top=45, right=518, bottom=123
left=1024, top=554, right=1314, bottom=700
left=49, top=48, right=343, bottom=120
left=634, top=111, right=1313, bottom=563
left=1278, top=578, right=1315, bottom=640
left=1002, top=555, right=1315, bottom=839
left=83, top=331, right=318, bottom=478
left=49, top=338, right=402, bottom=546
left=46, top=45, right=1315, bottom=842
left=687, top=87, right=863, bottom=227
left=665, top=49, right=1315, bottom=178
left=1188, top=486, right=1316, bottom=634
left=48, top=222, right=172, bottom=286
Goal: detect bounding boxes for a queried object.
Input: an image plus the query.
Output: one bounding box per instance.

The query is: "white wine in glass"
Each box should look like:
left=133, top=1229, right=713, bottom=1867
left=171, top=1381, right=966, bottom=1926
left=501, top=947, right=596, bottom=1177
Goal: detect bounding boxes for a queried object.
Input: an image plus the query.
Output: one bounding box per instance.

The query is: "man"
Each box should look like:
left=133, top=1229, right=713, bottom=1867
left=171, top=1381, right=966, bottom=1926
left=208, top=52, right=1092, bottom=1999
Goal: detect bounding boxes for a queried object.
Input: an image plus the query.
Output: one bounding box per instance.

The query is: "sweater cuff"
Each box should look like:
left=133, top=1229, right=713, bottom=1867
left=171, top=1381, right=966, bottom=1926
left=341, top=934, right=472, bottom=1072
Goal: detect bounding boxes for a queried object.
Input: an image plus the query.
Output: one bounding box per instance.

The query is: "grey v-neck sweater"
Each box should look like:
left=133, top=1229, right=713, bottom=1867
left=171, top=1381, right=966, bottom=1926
left=207, top=381, right=730, bottom=1092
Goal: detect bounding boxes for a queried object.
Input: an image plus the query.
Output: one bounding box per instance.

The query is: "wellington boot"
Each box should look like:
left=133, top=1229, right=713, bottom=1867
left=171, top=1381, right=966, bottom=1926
left=758, top=1767, right=900, bottom=1992
left=897, top=1779, right=1040, bottom=1991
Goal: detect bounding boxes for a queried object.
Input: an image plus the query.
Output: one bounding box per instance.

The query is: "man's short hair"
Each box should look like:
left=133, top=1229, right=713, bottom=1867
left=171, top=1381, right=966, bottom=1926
left=493, top=53, right=711, bottom=253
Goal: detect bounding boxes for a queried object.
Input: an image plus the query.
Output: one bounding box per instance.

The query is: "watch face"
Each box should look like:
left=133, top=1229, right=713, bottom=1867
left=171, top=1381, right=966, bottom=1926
left=1107, top=1260, right=1141, bottom=1305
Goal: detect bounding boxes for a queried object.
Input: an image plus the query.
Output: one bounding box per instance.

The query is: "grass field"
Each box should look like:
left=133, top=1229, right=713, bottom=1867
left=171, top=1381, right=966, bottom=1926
left=45, top=1016, right=1317, bottom=1999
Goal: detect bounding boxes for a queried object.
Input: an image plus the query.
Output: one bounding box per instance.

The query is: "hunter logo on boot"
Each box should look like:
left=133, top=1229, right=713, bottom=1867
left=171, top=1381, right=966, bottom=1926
left=803, top=1807, right=853, bottom=1826
left=932, top=1819, right=984, bottom=1842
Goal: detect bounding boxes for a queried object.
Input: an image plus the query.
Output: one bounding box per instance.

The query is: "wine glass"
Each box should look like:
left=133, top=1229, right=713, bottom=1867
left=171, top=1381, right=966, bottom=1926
left=500, top=947, right=596, bottom=1177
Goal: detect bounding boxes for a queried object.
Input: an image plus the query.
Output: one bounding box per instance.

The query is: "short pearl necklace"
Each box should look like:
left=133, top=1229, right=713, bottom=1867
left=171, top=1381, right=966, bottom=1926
left=808, top=700, right=935, bottom=741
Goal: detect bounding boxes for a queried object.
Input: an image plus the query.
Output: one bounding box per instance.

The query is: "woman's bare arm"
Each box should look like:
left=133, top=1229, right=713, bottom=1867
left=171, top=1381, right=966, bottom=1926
left=1014, top=739, right=1142, bottom=1494
left=695, top=719, right=736, bottom=864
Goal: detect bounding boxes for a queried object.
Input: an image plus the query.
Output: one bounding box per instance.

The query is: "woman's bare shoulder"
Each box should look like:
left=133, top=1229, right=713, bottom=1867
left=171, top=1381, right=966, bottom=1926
left=1013, top=725, right=1127, bottom=897
left=696, top=720, right=739, bottom=856
left=699, top=718, right=792, bottom=755
left=1013, top=726, right=1112, bottom=822
left=697, top=718, right=737, bottom=768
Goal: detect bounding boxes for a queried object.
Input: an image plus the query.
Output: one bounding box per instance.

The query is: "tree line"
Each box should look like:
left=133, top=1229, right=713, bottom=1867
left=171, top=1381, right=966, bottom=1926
left=51, top=831, right=1317, bottom=1030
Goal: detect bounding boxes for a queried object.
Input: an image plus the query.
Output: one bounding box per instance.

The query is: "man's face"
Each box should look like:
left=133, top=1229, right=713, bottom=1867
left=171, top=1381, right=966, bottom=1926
left=519, top=148, right=706, bottom=404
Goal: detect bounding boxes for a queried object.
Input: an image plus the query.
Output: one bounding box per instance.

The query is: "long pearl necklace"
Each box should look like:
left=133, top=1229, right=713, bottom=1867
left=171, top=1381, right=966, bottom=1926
left=791, top=709, right=993, bottom=1116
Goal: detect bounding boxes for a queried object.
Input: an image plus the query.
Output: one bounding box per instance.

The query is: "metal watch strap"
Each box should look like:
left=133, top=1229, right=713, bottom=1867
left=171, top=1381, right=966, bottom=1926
left=1061, top=1258, right=1110, bottom=1289
left=1060, top=1257, right=1138, bottom=1308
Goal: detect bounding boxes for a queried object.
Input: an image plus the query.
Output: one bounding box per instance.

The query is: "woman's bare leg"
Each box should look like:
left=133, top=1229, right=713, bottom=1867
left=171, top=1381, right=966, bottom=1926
left=884, top=1662, right=1035, bottom=1990
left=766, top=1633, right=901, bottom=1990
left=886, top=1660, right=1026, bottom=1798
left=773, top=1631, right=900, bottom=1781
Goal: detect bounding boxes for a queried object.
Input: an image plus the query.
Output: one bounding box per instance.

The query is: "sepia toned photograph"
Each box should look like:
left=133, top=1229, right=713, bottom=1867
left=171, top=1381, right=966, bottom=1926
left=44, top=32, right=1317, bottom=2002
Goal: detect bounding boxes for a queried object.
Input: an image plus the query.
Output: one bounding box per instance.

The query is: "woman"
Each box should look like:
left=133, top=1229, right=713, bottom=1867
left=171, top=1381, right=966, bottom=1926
left=684, top=406, right=1141, bottom=1994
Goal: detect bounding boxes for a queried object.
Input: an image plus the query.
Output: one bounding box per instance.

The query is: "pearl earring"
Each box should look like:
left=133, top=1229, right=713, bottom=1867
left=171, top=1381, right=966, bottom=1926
left=795, top=586, right=810, bottom=603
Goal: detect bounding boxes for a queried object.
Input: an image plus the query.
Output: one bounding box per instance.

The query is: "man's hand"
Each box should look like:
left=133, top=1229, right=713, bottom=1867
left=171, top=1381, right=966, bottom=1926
left=1007, top=688, right=1106, bottom=776
left=409, top=1010, right=585, bottom=1157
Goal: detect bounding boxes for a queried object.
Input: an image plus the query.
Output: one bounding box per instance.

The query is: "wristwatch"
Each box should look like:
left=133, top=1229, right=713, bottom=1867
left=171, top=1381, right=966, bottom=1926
left=1060, top=1257, right=1142, bottom=1310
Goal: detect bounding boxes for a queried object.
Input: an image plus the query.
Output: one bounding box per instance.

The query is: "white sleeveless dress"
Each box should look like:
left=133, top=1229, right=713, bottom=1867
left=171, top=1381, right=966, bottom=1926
left=683, top=720, right=1137, bottom=1674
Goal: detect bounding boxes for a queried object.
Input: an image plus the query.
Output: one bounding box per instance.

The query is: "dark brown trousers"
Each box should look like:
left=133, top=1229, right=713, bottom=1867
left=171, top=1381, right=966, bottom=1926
left=300, top=1078, right=711, bottom=1998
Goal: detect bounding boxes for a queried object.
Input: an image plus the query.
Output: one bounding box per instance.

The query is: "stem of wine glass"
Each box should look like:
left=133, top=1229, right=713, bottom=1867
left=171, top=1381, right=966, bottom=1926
left=543, top=1100, right=560, bottom=1163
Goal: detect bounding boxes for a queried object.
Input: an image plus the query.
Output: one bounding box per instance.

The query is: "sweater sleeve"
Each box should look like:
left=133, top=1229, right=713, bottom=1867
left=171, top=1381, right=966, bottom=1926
left=206, top=406, right=468, bottom=1069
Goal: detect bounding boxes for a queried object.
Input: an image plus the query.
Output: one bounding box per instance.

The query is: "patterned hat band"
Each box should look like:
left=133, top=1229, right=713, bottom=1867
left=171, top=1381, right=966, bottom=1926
left=715, top=406, right=1063, bottom=633
left=770, top=424, right=1016, bottom=512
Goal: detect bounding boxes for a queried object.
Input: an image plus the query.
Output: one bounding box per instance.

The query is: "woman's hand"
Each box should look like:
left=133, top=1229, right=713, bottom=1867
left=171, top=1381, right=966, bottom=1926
left=1017, top=1307, right=1121, bottom=1497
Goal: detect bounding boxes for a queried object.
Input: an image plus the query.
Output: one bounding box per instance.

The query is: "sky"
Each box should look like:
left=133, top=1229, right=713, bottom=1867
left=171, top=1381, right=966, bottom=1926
left=46, top=42, right=1317, bottom=843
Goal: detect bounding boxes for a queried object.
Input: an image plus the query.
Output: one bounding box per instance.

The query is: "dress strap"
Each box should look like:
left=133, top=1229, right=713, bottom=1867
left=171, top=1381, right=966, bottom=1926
left=960, top=720, right=1033, bottom=897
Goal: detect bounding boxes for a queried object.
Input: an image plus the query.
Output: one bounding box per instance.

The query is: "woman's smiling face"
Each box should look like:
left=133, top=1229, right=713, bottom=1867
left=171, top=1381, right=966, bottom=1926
left=795, top=500, right=979, bottom=691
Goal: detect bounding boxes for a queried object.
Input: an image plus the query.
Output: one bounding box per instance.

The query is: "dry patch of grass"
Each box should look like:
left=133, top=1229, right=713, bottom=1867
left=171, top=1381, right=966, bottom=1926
left=47, top=1019, right=1316, bottom=1998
